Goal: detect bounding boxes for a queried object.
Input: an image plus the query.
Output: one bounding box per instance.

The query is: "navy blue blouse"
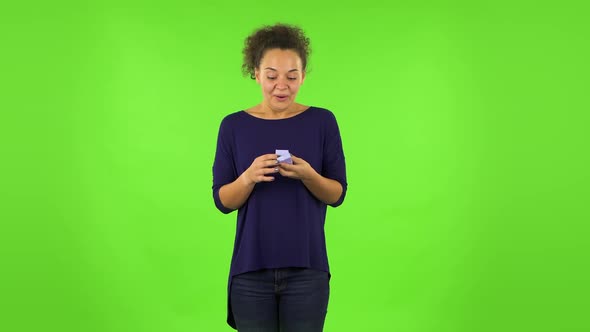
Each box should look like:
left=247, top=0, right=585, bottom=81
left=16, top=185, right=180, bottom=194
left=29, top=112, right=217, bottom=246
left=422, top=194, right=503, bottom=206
left=212, top=106, right=347, bottom=328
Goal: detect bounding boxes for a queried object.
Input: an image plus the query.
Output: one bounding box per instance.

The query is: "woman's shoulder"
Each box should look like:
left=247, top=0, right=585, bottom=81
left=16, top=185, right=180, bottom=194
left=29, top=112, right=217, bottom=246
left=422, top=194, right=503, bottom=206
left=305, top=106, right=339, bottom=123
left=309, top=105, right=333, bottom=116
left=219, top=110, right=246, bottom=125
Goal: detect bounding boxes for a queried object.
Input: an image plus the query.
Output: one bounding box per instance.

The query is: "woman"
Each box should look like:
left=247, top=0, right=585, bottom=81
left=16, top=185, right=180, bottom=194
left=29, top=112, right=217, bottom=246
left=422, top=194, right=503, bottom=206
left=212, top=23, right=347, bottom=332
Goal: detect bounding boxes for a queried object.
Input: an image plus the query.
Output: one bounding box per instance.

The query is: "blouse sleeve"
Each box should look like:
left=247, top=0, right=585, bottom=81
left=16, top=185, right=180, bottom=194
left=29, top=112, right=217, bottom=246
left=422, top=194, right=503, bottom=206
left=212, top=117, right=238, bottom=214
left=322, top=111, right=348, bottom=207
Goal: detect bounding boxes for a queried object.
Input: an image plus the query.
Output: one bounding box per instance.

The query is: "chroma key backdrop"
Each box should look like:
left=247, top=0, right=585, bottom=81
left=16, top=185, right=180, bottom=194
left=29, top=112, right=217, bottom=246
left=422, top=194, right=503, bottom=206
left=1, top=1, right=588, bottom=332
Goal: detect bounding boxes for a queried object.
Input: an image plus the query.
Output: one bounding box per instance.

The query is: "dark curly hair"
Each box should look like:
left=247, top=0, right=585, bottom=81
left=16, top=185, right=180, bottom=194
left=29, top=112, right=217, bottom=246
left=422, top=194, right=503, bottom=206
left=242, top=23, right=311, bottom=79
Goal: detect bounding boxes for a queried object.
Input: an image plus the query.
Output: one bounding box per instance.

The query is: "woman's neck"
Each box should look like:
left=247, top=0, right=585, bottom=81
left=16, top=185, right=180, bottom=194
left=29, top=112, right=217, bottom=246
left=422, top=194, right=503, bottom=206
left=248, top=102, right=307, bottom=119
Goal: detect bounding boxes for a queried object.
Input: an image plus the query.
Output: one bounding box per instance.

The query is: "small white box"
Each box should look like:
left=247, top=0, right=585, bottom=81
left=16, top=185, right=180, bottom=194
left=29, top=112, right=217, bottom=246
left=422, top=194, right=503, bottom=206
left=276, top=149, right=293, bottom=164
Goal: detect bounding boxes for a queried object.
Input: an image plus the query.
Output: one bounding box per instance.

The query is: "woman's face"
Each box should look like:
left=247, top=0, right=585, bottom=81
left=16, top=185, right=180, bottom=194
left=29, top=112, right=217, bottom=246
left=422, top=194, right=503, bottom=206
left=255, top=48, right=306, bottom=111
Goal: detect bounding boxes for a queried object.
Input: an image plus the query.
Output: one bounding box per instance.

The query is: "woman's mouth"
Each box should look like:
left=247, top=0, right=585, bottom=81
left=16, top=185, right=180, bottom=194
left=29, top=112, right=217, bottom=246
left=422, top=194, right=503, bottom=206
left=275, top=95, right=289, bottom=102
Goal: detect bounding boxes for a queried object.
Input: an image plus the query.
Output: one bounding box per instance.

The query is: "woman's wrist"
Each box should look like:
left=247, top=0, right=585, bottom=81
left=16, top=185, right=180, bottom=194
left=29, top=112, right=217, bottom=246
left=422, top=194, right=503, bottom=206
left=240, top=171, right=255, bottom=187
left=301, top=167, right=320, bottom=184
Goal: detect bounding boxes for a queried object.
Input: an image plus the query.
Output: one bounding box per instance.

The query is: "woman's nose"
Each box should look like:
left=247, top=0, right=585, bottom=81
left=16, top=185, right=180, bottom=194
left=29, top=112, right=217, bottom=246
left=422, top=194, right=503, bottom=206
left=275, top=78, right=289, bottom=89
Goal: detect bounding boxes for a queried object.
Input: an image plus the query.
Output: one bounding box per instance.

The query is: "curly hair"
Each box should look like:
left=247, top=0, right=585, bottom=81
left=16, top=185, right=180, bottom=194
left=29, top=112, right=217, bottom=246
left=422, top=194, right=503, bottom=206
left=242, top=23, right=311, bottom=79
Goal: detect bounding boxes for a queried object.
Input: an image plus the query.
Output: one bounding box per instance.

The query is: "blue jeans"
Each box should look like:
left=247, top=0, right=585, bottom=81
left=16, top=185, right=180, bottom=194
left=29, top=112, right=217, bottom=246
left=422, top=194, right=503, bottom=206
left=230, top=267, right=330, bottom=332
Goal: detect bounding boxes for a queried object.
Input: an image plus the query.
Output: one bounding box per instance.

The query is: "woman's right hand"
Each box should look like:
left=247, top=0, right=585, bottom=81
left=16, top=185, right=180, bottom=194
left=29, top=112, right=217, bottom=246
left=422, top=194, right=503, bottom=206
left=241, top=154, right=280, bottom=185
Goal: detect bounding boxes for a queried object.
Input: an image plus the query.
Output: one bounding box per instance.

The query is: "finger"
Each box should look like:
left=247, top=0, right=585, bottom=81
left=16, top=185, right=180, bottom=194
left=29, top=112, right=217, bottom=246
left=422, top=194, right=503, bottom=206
left=278, top=168, right=292, bottom=177
left=278, top=162, right=294, bottom=170
left=263, top=159, right=280, bottom=167
left=258, top=153, right=280, bottom=161
left=261, top=166, right=280, bottom=175
left=258, top=175, right=275, bottom=182
left=279, top=169, right=299, bottom=179
left=290, top=155, right=303, bottom=163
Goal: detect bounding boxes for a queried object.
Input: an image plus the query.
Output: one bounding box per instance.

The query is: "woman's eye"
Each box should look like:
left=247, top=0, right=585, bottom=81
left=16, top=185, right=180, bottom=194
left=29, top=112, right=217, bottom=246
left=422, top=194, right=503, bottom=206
left=266, top=77, right=297, bottom=80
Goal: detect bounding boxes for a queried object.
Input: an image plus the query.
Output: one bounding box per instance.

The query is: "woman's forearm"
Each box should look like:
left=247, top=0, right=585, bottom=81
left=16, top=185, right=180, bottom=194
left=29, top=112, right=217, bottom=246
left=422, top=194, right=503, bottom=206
left=301, top=171, right=343, bottom=205
left=220, top=168, right=343, bottom=209
left=218, top=174, right=256, bottom=210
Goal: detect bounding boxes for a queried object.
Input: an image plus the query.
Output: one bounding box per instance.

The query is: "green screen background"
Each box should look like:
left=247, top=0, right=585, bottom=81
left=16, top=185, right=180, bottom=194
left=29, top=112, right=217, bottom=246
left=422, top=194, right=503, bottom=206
left=1, top=1, right=588, bottom=331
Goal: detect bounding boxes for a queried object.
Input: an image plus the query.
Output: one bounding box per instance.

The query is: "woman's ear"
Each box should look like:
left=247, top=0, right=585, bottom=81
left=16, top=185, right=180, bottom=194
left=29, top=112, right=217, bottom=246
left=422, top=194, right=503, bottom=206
left=254, top=68, right=260, bottom=84
left=301, top=71, right=306, bottom=85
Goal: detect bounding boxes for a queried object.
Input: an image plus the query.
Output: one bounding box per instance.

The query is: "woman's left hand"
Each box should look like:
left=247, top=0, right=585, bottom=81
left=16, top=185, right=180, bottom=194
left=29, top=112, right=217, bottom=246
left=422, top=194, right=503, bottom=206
left=278, top=155, right=316, bottom=181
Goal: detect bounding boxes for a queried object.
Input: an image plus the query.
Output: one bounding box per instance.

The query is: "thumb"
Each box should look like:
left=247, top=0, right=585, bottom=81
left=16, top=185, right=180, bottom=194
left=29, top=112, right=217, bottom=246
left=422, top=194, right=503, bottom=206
left=290, top=154, right=305, bottom=164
